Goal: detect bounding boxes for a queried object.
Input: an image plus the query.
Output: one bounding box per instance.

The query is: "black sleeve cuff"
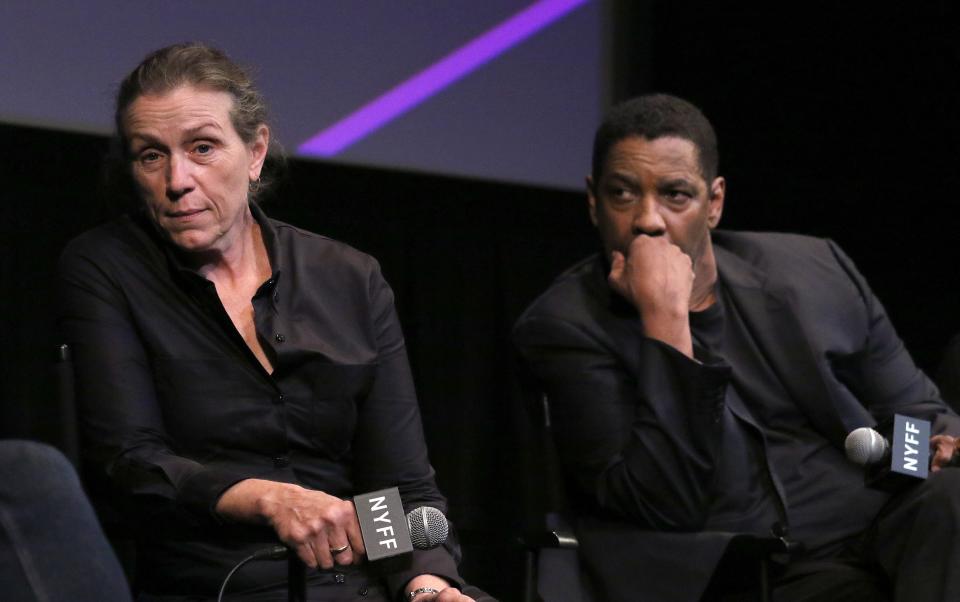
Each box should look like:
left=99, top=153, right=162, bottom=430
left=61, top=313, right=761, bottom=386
left=177, top=467, right=250, bottom=522
left=639, top=336, right=731, bottom=413
left=385, top=546, right=464, bottom=601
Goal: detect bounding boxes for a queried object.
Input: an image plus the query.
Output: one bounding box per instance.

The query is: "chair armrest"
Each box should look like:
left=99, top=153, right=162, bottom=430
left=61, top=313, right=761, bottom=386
left=520, top=512, right=579, bottom=550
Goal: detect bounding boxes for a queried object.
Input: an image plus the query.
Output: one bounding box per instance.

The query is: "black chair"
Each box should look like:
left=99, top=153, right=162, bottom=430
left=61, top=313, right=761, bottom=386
left=519, top=392, right=581, bottom=602
left=520, top=391, right=801, bottom=602
left=54, top=343, right=80, bottom=466
left=55, top=343, right=140, bottom=590
left=935, top=332, right=960, bottom=413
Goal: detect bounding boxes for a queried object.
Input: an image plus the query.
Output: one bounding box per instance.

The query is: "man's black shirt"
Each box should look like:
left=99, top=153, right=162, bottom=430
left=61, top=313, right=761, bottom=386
left=690, top=282, right=890, bottom=553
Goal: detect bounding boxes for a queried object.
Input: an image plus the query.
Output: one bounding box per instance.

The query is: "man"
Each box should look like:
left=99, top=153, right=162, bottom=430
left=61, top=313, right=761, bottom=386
left=513, top=94, right=960, bottom=602
left=0, top=440, right=132, bottom=602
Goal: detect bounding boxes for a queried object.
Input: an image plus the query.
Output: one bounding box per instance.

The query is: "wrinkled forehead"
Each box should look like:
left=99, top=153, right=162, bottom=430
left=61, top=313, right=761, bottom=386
left=121, top=84, right=237, bottom=138
left=601, top=135, right=707, bottom=182
left=123, top=95, right=244, bottom=160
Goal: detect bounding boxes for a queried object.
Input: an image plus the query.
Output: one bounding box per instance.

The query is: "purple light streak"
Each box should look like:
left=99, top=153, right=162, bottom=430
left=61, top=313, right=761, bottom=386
left=298, top=0, right=589, bottom=157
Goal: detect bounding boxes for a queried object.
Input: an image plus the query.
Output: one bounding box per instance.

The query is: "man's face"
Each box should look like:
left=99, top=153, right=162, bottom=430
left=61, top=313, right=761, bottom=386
left=123, top=84, right=268, bottom=254
left=587, top=135, right=725, bottom=268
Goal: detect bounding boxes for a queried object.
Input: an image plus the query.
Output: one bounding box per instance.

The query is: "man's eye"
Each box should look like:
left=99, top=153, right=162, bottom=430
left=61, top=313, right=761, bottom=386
left=138, top=151, right=162, bottom=164
left=664, top=190, right=692, bottom=203
left=195, top=143, right=213, bottom=154
left=606, top=187, right=635, bottom=205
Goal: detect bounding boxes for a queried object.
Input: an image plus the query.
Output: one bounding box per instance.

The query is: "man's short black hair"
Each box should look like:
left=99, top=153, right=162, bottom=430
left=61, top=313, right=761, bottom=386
left=591, top=94, right=719, bottom=185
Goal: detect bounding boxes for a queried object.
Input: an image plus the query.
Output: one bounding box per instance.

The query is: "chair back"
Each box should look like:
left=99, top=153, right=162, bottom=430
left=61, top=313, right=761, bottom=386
left=56, top=343, right=139, bottom=589
left=517, top=384, right=583, bottom=602
left=54, top=343, right=80, bottom=466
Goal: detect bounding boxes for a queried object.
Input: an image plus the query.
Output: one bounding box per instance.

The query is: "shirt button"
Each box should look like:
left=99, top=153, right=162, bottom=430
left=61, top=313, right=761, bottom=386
left=275, top=333, right=286, bottom=343
left=334, top=573, right=346, bottom=584
left=273, top=456, right=290, bottom=468
left=274, top=393, right=284, bottom=404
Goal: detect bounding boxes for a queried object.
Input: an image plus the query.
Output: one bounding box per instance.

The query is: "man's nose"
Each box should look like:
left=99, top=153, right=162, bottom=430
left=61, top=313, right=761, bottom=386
left=166, top=154, right=194, bottom=200
left=631, top=196, right=666, bottom=236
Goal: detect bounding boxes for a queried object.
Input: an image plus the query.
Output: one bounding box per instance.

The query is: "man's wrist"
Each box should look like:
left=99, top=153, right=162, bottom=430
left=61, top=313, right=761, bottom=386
left=640, top=314, right=693, bottom=358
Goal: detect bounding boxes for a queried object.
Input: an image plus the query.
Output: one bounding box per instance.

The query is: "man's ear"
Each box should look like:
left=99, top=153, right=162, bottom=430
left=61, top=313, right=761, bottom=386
left=707, top=176, right=725, bottom=229
left=586, top=175, right=599, bottom=227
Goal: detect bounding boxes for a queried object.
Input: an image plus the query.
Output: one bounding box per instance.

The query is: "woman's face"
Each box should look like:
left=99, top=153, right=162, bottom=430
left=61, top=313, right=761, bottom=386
left=123, top=84, right=268, bottom=255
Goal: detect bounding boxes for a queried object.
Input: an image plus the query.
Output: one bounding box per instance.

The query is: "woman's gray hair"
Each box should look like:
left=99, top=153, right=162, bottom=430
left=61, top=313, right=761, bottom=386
left=112, top=42, right=284, bottom=202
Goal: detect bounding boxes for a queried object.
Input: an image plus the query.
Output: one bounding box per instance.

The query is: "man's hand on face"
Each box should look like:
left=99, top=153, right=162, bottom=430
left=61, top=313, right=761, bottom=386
left=608, top=235, right=695, bottom=357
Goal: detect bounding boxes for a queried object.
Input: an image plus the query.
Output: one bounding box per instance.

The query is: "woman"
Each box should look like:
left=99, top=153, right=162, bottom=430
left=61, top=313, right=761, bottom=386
left=59, top=43, right=476, bottom=602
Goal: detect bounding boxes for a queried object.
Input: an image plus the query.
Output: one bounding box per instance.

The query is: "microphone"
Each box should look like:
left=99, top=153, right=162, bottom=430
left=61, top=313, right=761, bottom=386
left=406, top=505, right=449, bottom=549
left=354, top=487, right=449, bottom=563
left=844, top=414, right=931, bottom=491
left=255, top=495, right=450, bottom=561
left=236, top=492, right=450, bottom=601
left=844, top=427, right=890, bottom=467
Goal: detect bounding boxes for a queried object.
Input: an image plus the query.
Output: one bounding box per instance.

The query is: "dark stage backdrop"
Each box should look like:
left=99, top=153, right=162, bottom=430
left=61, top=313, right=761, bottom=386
left=3, top=2, right=960, bottom=599
left=633, top=1, right=960, bottom=379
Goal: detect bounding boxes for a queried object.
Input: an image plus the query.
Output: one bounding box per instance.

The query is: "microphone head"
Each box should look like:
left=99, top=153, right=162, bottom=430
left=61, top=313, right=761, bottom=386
left=845, top=427, right=889, bottom=466
left=406, top=506, right=448, bottom=549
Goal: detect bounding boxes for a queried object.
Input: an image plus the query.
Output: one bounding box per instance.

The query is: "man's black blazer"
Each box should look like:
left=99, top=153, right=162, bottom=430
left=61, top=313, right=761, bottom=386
left=513, top=230, right=959, bottom=602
